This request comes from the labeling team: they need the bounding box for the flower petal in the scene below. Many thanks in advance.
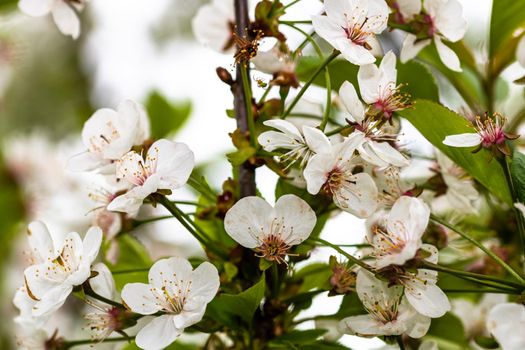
[26,221,55,262]
[434,36,462,72]
[66,151,106,172]
[135,314,182,350]
[303,126,332,154]
[434,0,467,42]
[148,257,193,290]
[224,196,273,248]
[517,35,525,68]
[404,279,450,318]
[273,194,317,245]
[487,303,525,350]
[187,261,220,303]
[400,33,430,63]
[339,81,365,123]
[89,263,116,301]
[149,140,195,190]
[32,284,73,317]
[121,283,163,315]
[334,172,378,218]
[18,0,54,17]
[82,226,103,265]
[358,62,381,104]
[387,196,430,243]
[51,1,81,39]
[311,15,345,49]
[118,99,150,145]
[337,39,376,65]
[443,133,482,147]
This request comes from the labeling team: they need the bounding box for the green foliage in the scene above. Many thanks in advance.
[121,340,198,350]
[511,150,525,203]
[145,91,192,139]
[206,275,266,329]
[398,99,512,204]
[0,0,17,11]
[107,235,152,290]
[267,329,327,348]
[292,263,331,292]
[425,312,468,349]
[489,0,525,58]
[335,292,365,318]
[295,56,439,102]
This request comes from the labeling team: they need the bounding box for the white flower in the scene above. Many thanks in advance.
[303,133,379,218]
[517,35,525,69]
[394,0,421,22]
[68,100,150,173]
[18,0,86,39]
[339,269,430,338]
[486,302,525,350]
[23,221,102,317]
[85,263,125,340]
[121,257,220,350]
[452,293,507,338]
[192,0,235,53]
[257,119,332,168]
[400,0,467,72]
[224,194,316,264]
[107,139,195,215]
[253,45,296,75]
[13,285,47,329]
[312,0,389,65]
[368,196,429,269]
[369,165,414,208]
[15,324,52,350]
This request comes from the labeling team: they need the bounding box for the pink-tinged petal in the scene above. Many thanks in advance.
[434,36,462,72]
[311,15,346,49]
[224,196,273,248]
[51,1,80,39]
[148,257,193,290]
[442,133,482,147]
[150,139,195,190]
[400,34,430,63]
[335,172,378,218]
[82,226,103,264]
[18,0,54,16]
[32,284,73,317]
[302,126,331,155]
[121,283,163,315]
[273,194,316,246]
[89,263,116,301]
[27,221,55,262]
[188,261,220,303]
[388,196,430,242]
[434,0,467,42]
[339,81,365,123]
[404,279,450,318]
[135,314,182,350]
[66,151,105,172]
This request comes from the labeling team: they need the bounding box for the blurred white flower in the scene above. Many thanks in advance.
[23,221,102,317]
[517,34,525,69]
[368,196,429,269]
[68,100,150,174]
[252,45,295,75]
[400,0,467,72]
[257,119,331,168]
[393,0,421,22]
[486,302,525,350]
[304,133,378,218]
[224,194,316,264]
[15,323,52,350]
[339,269,430,338]
[192,0,235,53]
[121,257,220,350]
[18,0,86,39]
[312,0,388,65]
[107,139,194,215]
[13,285,48,329]
[452,293,507,338]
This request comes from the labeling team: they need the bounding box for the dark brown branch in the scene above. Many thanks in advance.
[233,0,256,198]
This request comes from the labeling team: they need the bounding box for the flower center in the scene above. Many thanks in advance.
[255,234,290,264]
[373,84,411,119]
[475,115,506,147]
[371,226,406,257]
[88,121,120,154]
[323,168,346,195]
[343,15,372,49]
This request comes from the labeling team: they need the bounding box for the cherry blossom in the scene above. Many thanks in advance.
[121,257,220,350]
[192,0,236,53]
[486,302,525,350]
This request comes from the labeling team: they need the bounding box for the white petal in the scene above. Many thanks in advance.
[148,257,193,290]
[404,279,450,318]
[339,315,386,336]
[400,298,431,338]
[357,269,403,309]
[365,0,389,33]
[66,151,105,172]
[487,303,525,350]
[135,315,182,350]
[303,126,332,154]
[311,15,346,50]
[517,35,525,68]
[82,226,103,265]
[337,39,376,65]
[515,202,525,217]
[252,47,287,74]
[434,36,462,72]
[121,283,163,315]
[368,140,409,167]
[257,130,302,152]
[26,221,55,262]
[303,152,335,194]
[24,264,60,301]
[89,263,116,300]
[324,0,353,25]
[434,0,467,42]
[335,172,378,218]
[224,196,273,248]
[273,194,316,245]
[358,62,381,104]
[442,133,482,147]
[107,180,158,215]
[400,33,430,63]
[118,99,150,144]
[388,196,430,243]
[32,284,73,317]
[339,81,365,123]
[263,119,304,141]
[378,51,398,90]
[51,1,80,39]
[192,1,234,53]
[18,0,54,16]
[149,139,195,190]
[174,304,206,329]
[397,0,421,20]
[187,261,220,303]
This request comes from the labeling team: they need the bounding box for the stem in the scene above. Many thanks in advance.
[442,288,521,294]
[282,51,339,119]
[284,0,302,9]
[240,64,256,146]
[280,20,312,25]
[422,261,524,290]
[310,237,373,272]
[430,214,525,284]
[112,268,150,275]
[258,84,273,104]
[325,125,351,136]
[270,263,280,298]
[233,0,256,197]
[397,336,406,350]
[187,175,216,201]
[83,286,123,309]
[280,22,323,58]
[65,336,133,348]
[320,64,332,131]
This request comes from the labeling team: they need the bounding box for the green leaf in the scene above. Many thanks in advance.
[512,150,525,203]
[292,263,331,292]
[145,91,192,139]
[268,329,327,348]
[295,57,439,101]
[108,235,152,290]
[335,292,365,318]
[226,147,256,166]
[205,275,266,328]
[398,99,512,204]
[489,0,525,58]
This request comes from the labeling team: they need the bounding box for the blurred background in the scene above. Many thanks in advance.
[0,0,521,349]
